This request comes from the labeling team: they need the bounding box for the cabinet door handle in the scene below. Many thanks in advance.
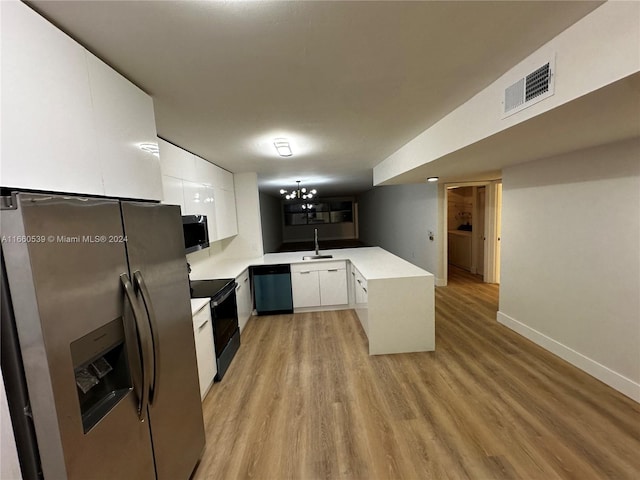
[244,277,249,283]
[327,269,338,272]
[236,284,241,291]
[351,271,355,276]
[362,287,367,293]
[356,279,362,285]
[300,271,311,274]
[198,319,209,330]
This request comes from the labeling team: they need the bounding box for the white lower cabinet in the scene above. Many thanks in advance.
[192,303,216,400]
[319,268,348,306]
[353,266,369,335]
[235,270,252,332]
[291,261,348,309]
[292,270,321,308]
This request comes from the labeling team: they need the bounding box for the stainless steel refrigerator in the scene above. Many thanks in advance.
[1,192,205,480]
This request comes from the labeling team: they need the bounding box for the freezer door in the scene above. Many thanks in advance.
[121,202,205,480]
[1,193,155,480]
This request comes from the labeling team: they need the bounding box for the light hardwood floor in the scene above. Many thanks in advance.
[193,267,640,479]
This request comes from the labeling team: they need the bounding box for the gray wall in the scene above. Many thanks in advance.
[358,183,438,274]
[499,138,640,396]
[259,192,283,253]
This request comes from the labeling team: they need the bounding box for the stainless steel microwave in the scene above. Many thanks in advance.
[182,215,210,253]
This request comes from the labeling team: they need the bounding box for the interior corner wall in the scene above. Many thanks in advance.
[357,183,438,274]
[259,192,283,253]
[498,138,640,402]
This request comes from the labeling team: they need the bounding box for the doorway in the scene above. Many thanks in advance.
[441,181,501,285]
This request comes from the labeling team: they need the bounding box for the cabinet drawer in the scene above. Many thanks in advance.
[352,266,367,290]
[235,269,252,332]
[192,304,210,328]
[236,269,249,284]
[192,305,216,400]
[291,260,346,274]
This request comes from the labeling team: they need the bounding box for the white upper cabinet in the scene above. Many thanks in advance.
[157,141,237,241]
[158,138,194,180]
[161,175,185,211]
[182,180,205,216]
[193,155,238,241]
[0,2,161,200]
[215,187,238,240]
[202,185,219,242]
[87,54,161,201]
[194,155,217,187]
[219,170,234,191]
[0,1,102,195]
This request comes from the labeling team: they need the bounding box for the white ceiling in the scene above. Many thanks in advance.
[28,0,603,197]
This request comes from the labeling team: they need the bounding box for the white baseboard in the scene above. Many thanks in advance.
[435,277,447,287]
[497,311,640,403]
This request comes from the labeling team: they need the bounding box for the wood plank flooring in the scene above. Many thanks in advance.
[193,266,640,479]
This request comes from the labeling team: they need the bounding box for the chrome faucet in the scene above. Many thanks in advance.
[302,228,333,260]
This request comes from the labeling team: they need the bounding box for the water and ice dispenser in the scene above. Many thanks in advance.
[70,318,133,433]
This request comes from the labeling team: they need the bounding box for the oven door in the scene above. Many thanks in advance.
[211,282,238,355]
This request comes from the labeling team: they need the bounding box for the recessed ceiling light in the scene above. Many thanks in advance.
[274,139,292,157]
[426,177,439,183]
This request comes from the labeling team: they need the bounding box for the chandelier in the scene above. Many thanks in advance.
[280,180,317,201]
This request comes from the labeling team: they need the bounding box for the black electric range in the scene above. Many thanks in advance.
[190,278,234,300]
[190,278,239,381]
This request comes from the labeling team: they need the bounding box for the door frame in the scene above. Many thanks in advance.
[438,180,502,286]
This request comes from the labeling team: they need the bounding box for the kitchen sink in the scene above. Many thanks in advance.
[302,254,333,260]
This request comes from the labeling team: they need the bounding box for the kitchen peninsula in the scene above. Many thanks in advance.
[189,247,434,355]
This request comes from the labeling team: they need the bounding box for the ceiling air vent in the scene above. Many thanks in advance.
[503,57,555,118]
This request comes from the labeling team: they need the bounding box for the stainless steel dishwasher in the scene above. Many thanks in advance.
[251,264,294,315]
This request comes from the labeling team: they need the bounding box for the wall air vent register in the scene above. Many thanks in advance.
[503,57,555,118]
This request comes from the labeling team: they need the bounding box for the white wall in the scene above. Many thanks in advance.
[498,138,640,401]
[259,192,283,253]
[358,184,438,275]
[374,1,640,185]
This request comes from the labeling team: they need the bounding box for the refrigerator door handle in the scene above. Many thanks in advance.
[120,273,150,422]
[133,270,159,403]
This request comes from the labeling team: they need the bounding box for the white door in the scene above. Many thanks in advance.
[477,186,486,277]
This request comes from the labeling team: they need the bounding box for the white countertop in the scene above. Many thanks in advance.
[189,246,433,282]
[190,298,210,316]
